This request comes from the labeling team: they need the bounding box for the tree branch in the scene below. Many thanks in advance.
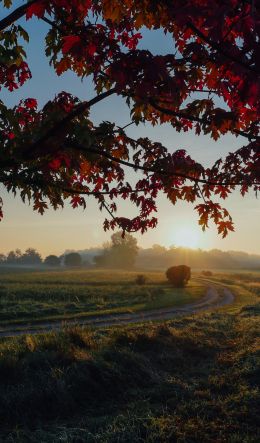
[149,99,260,141]
[41,16,63,33]
[187,21,260,75]
[0,173,160,197]
[63,140,255,187]
[22,88,117,159]
[61,185,160,196]
[0,0,38,32]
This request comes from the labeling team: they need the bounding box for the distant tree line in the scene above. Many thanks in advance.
[76,242,260,270]
[0,233,138,269]
[135,245,260,270]
[0,248,42,266]
[0,249,83,267]
[1,236,260,270]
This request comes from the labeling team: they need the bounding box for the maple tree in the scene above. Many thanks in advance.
[0,0,259,237]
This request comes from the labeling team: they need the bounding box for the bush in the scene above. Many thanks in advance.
[201,270,213,276]
[135,274,147,285]
[166,265,191,287]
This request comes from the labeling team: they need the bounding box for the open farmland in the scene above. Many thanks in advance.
[0,272,259,442]
[0,268,204,326]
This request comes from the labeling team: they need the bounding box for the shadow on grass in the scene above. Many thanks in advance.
[0,322,219,428]
[0,303,259,443]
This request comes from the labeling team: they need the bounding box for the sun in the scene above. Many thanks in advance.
[171,226,200,249]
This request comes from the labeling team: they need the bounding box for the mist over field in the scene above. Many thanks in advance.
[2,241,260,270]
[76,245,260,270]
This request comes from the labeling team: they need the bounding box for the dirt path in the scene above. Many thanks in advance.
[0,286,234,338]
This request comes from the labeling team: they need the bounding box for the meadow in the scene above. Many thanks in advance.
[0,270,259,442]
[0,268,204,326]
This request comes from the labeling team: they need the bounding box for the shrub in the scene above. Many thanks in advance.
[166,265,191,287]
[135,274,147,285]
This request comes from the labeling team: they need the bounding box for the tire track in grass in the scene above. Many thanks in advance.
[0,285,234,338]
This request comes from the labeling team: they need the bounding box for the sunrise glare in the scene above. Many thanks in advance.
[171,226,200,249]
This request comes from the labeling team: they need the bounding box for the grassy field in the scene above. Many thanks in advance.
[0,272,259,442]
[0,268,204,325]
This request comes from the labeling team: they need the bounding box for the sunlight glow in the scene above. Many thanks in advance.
[171,226,200,249]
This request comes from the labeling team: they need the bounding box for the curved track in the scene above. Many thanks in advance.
[0,286,234,338]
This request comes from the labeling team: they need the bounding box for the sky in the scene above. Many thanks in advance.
[0,6,259,257]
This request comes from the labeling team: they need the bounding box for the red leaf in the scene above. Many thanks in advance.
[217,221,235,238]
[26,2,46,19]
[24,98,37,109]
[48,159,61,171]
[62,36,81,54]
[88,43,97,57]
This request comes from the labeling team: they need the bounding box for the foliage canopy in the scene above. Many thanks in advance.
[0,0,259,237]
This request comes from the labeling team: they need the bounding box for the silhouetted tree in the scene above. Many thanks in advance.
[0,254,6,264]
[20,248,42,265]
[95,232,138,268]
[44,255,61,267]
[64,252,82,267]
[166,265,191,287]
[6,249,22,264]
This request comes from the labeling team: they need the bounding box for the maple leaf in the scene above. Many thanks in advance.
[217,221,235,238]
[167,188,181,205]
[80,160,91,175]
[55,58,71,76]
[87,43,97,57]
[48,158,61,171]
[214,186,231,199]
[4,0,12,8]
[70,195,86,208]
[33,200,48,215]
[24,98,37,109]
[62,36,81,55]
[26,2,46,19]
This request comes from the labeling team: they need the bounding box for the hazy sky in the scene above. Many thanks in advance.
[0,8,259,256]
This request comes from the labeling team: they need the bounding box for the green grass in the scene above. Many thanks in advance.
[0,269,204,326]
[0,273,259,442]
